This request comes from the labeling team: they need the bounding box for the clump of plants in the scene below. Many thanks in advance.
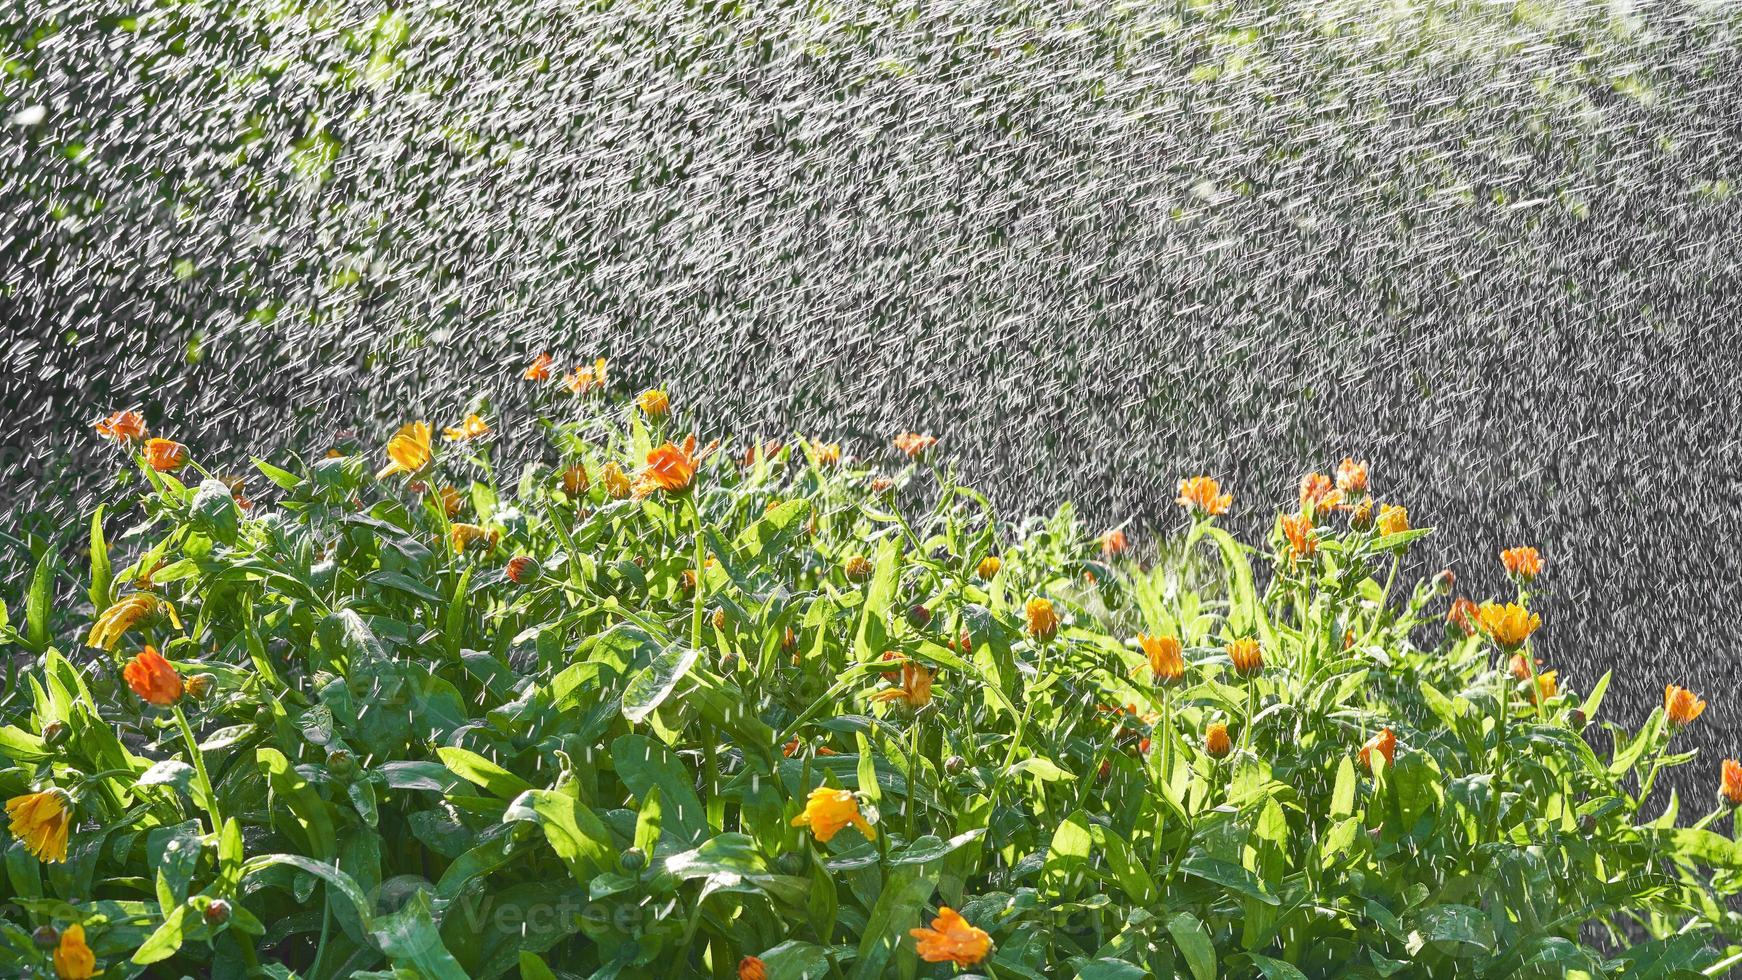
[3,368,1740,978]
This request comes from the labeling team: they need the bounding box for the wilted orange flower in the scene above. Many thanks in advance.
[976,555,1002,579]
[54,921,96,979]
[442,413,490,442]
[94,409,147,444]
[1205,722,1231,759]
[1500,546,1543,580]
[1299,472,1342,514]
[602,462,632,499]
[1139,634,1184,685]
[1476,602,1540,648]
[449,523,497,553]
[910,907,991,967]
[123,646,182,706]
[1358,728,1397,771]
[523,352,553,382]
[87,593,168,651]
[1100,529,1129,557]
[560,465,589,496]
[376,422,433,479]
[1280,513,1317,559]
[1227,637,1263,677]
[1666,685,1706,727]
[563,357,609,395]
[873,662,934,709]
[635,435,699,496]
[637,389,670,418]
[1722,760,1742,806]
[738,955,767,980]
[1025,597,1059,641]
[1177,476,1231,516]
[436,485,463,518]
[810,440,842,466]
[143,438,186,472]
[790,786,875,842]
[1447,597,1479,636]
[893,432,938,459]
[1336,458,1369,494]
[1532,670,1558,704]
[5,789,71,864]
[1376,504,1409,537]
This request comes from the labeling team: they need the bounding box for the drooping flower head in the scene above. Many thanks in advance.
[1722,760,1742,807]
[1227,637,1263,678]
[1025,597,1059,641]
[376,422,433,479]
[436,485,464,518]
[54,922,96,980]
[1177,476,1231,517]
[910,907,992,967]
[1666,685,1706,727]
[143,438,187,472]
[442,413,491,442]
[1447,597,1479,636]
[893,432,938,460]
[1335,458,1369,494]
[1500,546,1544,581]
[872,662,935,710]
[790,786,875,842]
[1358,728,1397,771]
[634,435,699,497]
[87,593,170,651]
[1476,602,1539,648]
[636,389,670,418]
[5,789,71,864]
[123,646,183,706]
[94,410,147,444]
[1205,722,1231,759]
[1139,634,1184,685]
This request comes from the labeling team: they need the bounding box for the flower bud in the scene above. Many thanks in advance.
[944,755,966,775]
[1432,568,1456,595]
[711,607,729,631]
[774,852,806,876]
[326,748,356,780]
[32,925,57,949]
[719,652,739,673]
[185,673,217,701]
[506,556,540,584]
[907,604,931,628]
[205,898,232,926]
[619,847,647,872]
[781,627,798,653]
[1568,709,1587,730]
[42,720,70,748]
[844,555,873,582]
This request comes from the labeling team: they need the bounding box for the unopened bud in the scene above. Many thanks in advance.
[719,652,739,673]
[711,607,728,630]
[1432,569,1456,595]
[204,898,232,926]
[781,627,798,652]
[506,555,540,584]
[619,848,646,872]
[844,555,873,582]
[32,925,57,949]
[908,604,931,628]
[185,673,216,701]
[326,748,356,780]
[945,755,965,775]
[42,720,70,748]
[1569,709,1587,730]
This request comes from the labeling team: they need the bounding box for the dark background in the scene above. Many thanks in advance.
[3,1,1741,798]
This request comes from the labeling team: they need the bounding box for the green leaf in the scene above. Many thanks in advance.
[256,747,337,859]
[191,478,241,546]
[25,549,52,652]
[438,746,536,801]
[663,833,767,879]
[88,505,111,611]
[1178,854,1278,905]
[132,902,196,964]
[848,865,937,980]
[611,734,707,846]
[1166,911,1216,980]
[519,952,560,980]
[503,789,616,883]
[621,644,701,724]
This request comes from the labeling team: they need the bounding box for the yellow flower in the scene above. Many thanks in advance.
[87,593,168,651]
[1025,598,1059,641]
[976,555,1002,579]
[376,422,433,479]
[449,523,498,554]
[442,413,491,442]
[5,789,71,864]
[1532,670,1558,704]
[637,389,670,418]
[872,661,934,709]
[559,465,589,497]
[1476,602,1539,648]
[1177,476,1231,516]
[54,922,96,979]
[810,440,842,466]
[1299,472,1343,514]
[1336,458,1369,494]
[1666,685,1706,727]
[602,462,632,499]
[1139,634,1184,685]
[1376,504,1409,537]
[910,907,992,967]
[436,485,464,518]
[790,787,875,842]
[1227,637,1263,678]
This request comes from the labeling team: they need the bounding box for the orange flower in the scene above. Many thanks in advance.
[1025,597,1059,641]
[1177,476,1231,516]
[1100,529,1129,557]
[376,422,433,479]
[1205,722,1231,759]
[523,352,553,382]
[5,789,71,864]
[1280,513,1317,559]
[94,409,147,444]
[1476,602,1540,648]
[872,662,934,709]
[1299,472,1343,514]
[1227,637,1263,678]
[1500,546,1544,581]
[123,646,182,706]
[560,465,589,496]
[976,555,1002,579]
[87,593,169,650]
[143,438,187,472]
[563,357,609,395]
[436,485,464,518]
[635,435,699,497]
[1447,597,1479,636]
[1507,652,1539,681]
[449,523,498,554]
[1666,685,1706,727]
[910,907,991,967]
[1139,634,1184,685]
[637,389,670,417]
[1721,760,1742,807]
[1335,457,1369,494]
[1358,728,1397,771]
[742,439,782,467]
[1376,504,1409,537]
[54,921,96,979]
[893,431,938,459]
[602,462,632,499]
[442,413,491,442]
[790,786,875,842]
[738,955,767,980]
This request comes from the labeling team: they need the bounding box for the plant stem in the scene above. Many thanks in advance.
[172,703,221,834]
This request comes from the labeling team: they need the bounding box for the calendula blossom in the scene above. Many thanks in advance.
[810,440,841,465]
[449,523,497,553]
[1336,457,1369,494]
[523,352,553,381]
[1376,504,1409,536]
[1722,759,1742,807]
[94,409,147,443]
[1177,476,1231,516]
[563,357,609,394]
[442,413,490,442]
[634,435,699,496]
[54,922,97,979]
[123,646,183,706]
[560,465,589,496]
[910,907,992,967]
[1025,597,1059,641]
[976,555,1002,579]
[893,431,938,459]
[436,485,463,518]
[376,422,433,478]
[1666,685,1706,727]
[636,388,670,417]
[1205,722,1231,759]
[1532,670,1558,704]
[872,661,934,709]
[1476,602,1540,648]
[738,956,767,980]
[601,462,632,499]
[5,789,71,864]
[1447,597,1479,636]
[87,593,174,651]
[790,787,875,842]
[1501,546,1544,580]
[1280,513,1317,559]
[1227,637,1263,677]
[143,437,187,472]
[1299,472,1342,514]
[1358,728,1397,771]
[1139,634,1184,685]
[1100,529,1129,556]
